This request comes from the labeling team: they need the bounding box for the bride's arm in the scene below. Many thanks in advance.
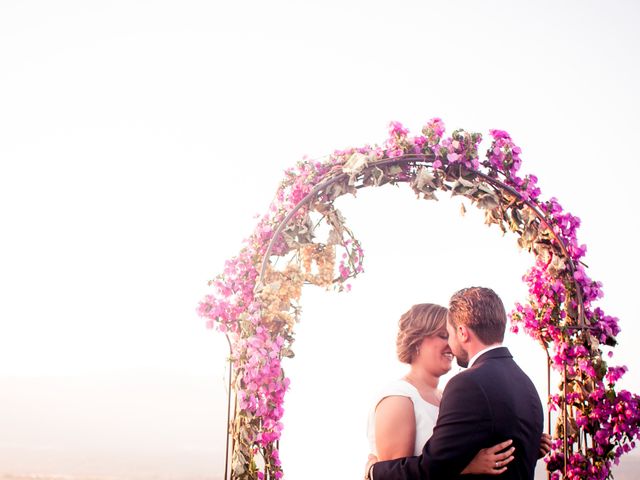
[374,396,416,460]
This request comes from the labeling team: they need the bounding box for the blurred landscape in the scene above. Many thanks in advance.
[0,374,226,480]
[2,374,640,480]
[1,373,639,479]
[1,454,638,479]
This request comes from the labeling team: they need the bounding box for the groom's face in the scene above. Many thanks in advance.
[446,317,470,368]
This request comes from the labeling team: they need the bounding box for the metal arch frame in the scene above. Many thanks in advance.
[224,334,233,480]
[261,155,585,320]
[224,153,590,479]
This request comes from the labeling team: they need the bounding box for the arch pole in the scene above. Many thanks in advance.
[224,334,233,480]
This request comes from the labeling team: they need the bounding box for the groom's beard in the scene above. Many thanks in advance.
[455,352,469,368]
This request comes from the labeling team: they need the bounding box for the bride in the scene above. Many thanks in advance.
[367,303,546,475]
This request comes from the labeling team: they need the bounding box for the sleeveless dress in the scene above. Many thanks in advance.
[367,379,440,456]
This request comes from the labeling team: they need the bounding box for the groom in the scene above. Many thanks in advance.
[366,287,543,479]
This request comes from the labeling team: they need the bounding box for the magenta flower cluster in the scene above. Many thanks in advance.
[199,119,638,479]
[496,136,638,477]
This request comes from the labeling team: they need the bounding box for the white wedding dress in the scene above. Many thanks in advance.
[367,379,440,456]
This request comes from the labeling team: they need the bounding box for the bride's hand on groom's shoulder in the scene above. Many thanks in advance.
[462,439,515,475]
[538,433,552,458]
[364,454,378,480]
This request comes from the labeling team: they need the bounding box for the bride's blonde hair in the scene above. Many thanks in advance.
[396,303,448,364]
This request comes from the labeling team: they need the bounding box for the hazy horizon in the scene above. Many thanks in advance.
[2,370,639,480]
[0,373,226,479]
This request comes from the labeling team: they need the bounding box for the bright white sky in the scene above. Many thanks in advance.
[1,1,639,479]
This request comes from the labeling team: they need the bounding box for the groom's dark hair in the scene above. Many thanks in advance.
[448,287,506,345]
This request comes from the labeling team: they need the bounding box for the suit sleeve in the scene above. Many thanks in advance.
[372,373,493,480]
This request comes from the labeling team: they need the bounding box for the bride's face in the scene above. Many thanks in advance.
[446,318,469,368]
[416,329,454,377]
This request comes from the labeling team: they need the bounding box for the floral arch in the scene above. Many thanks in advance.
[198,119,640,480]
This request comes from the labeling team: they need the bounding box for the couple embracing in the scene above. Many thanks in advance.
[365,287,549,480]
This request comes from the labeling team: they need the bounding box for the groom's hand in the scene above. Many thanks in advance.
[364,454,378,480]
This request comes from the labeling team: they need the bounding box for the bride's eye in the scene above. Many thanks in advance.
[438,333,449,340]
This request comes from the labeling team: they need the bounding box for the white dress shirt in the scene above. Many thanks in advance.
[467,344,503,368]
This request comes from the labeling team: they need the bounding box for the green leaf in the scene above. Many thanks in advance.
[477,182,495,195]
[421,190,439,201]
[523,223,538,242]
[327,228,343,245]
[386,165,404,176]
[342,152,369,176]
[326,208,347,231]
[326,180,345,201]
[477,193,499,210]
[370,166,385,186]
[508,208,523,232]
[452,177,477,196]
[548,255,566,276]
[517,236,529,250]
[520,206,537,224]
[457,177,476,188]
[413,166,436,191]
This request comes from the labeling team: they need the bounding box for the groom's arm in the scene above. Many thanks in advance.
[423,373,493,477]
[371,373,492,480]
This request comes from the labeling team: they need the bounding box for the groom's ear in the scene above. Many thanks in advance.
[458,324,471,342]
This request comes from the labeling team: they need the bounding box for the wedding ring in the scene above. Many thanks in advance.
[495,461,499,468]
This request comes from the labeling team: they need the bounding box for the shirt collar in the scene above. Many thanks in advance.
[467,344,503,368]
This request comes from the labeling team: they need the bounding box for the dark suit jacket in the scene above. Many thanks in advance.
[373,347,543,480]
